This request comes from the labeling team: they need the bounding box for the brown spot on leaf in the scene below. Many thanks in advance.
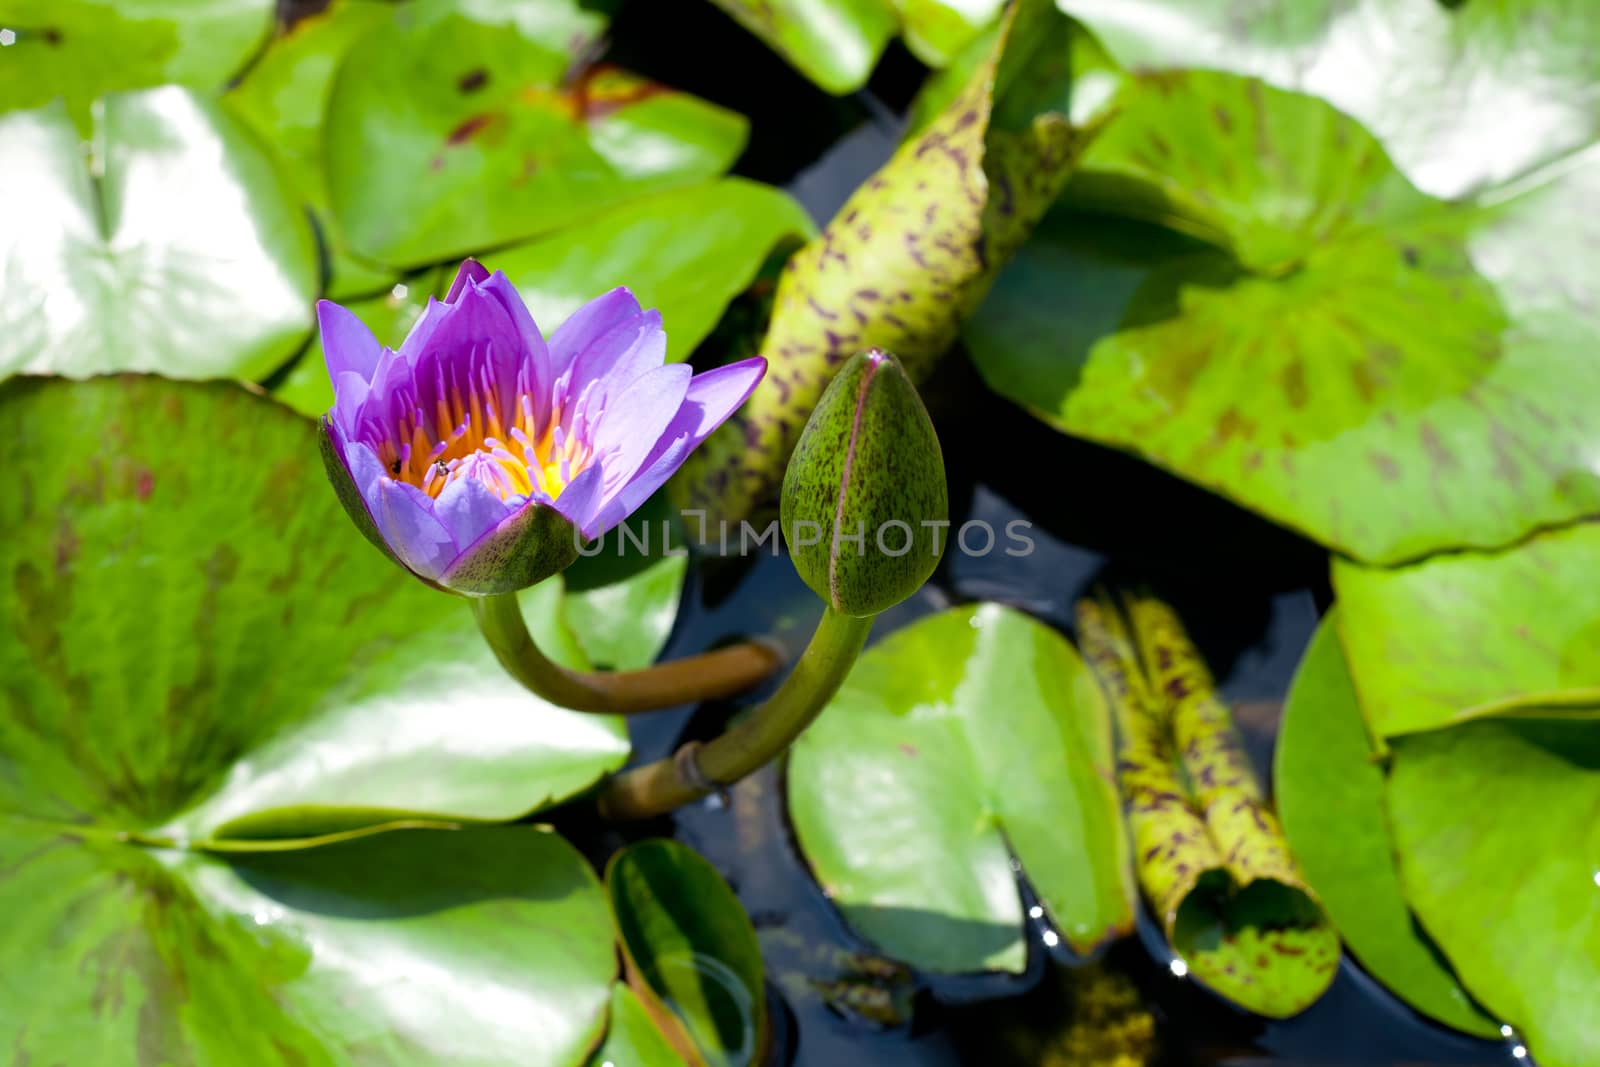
[446,112,497,146]
[457,68,489,93]
[1370,452,1401,482]
[1280,361,1308,409]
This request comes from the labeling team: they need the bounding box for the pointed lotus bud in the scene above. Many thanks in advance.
[781,349,948,617]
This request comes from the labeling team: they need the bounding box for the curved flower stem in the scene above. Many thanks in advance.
[597,607,873,820]
[473,592,783,715]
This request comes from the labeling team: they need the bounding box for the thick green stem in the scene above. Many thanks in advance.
[473,593,782,715]
[597,607,873,819]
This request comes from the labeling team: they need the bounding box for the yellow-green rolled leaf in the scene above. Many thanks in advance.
[674,0,1102,527]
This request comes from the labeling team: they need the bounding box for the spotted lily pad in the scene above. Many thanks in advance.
[325,2,747,268]
[0,375,640,844]
[967,72,1600,563]
[789,604,1136,974]
[1275,614,1496,1035]
[224,0,402,299]
[1332,521,1600,739]
[0,0,274,124]
[0,821,617,1066]
[1057,0,1600,199]
[0,89,319,381]
[1388,717,1600,1067]
[1076,595,1339,1018]
[608,839,767,1067]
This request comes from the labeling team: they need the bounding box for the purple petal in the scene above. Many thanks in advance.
[586,433,691,539]
[445,259,491,302]
[318,300,382,384]
[548,287,641,379]
[373,478,457,581]
[340,439,455,580]
[586,361,692,522]
[478,270,553,421]
[551,463,606,538]
[560,309,667,423]
[433,468,515,548]
[330,370,371,438]
[677,357,767,442]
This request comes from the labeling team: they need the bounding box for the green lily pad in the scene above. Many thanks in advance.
[967,71,1600,563]
[0,820,617,1066]
[1057,0,1600,199]
[789,604,1135,974]
[894,0,1008,67]
[703,0,898,94]
[1388,717,1600,1067]
[0,0,274,124]
[1332,521,1600,739]
[492,179,814,364]
[1275,613,1496,1035]
[0,375,639,844]
[0,89,319,382]
[325,2,747,268]
[224,0,402,299]
[608,839,766,1067]
[588,985,690,1067]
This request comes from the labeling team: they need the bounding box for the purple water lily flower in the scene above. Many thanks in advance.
[317,260,766,595]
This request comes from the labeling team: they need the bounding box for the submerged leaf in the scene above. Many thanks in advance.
[607,839,767,1067]
[675,0,1106,526]
[1076,594,1339,1018]
[789,604,1136,973]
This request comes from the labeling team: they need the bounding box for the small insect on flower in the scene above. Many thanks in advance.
[317,260,766,595]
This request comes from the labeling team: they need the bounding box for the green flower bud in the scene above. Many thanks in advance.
[781,349,949,616]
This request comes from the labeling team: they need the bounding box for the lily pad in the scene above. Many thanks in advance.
[0,820,617,1066]
[703,0,898,94]
[0,89,319,381]
[1275,613,1496,1035]
[0,0,274,123]
[224,0,402,299]
[676,0,1105,525]
[491,179,814,364]
[325,2,747,268]
[1057,0,1600,199]
[1388,717,1600,1067]
[1332,520,1600,739]
[788,604,1136,974]
[1077,594,1340,1018]
[0,375,639,844]
[608,839,767,1067]
[588,984,690,1067]
[967,71,1600,563]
